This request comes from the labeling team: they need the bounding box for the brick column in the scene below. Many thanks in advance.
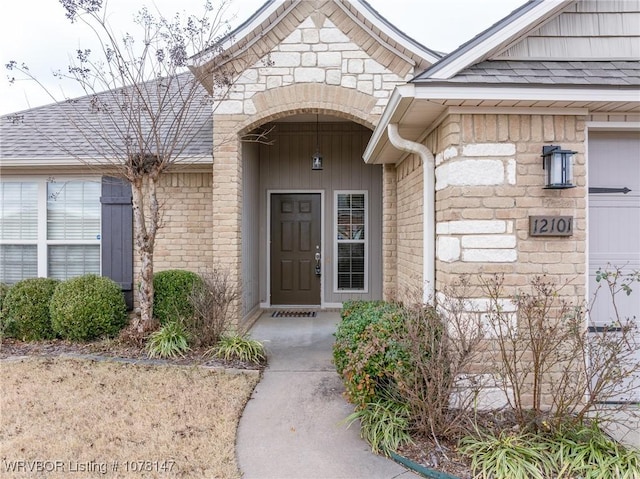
[382,163,397,300]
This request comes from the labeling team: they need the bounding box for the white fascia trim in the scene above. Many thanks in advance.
[586,121,640,130]
[337,1,440,65]
[362,84,416,163]
[413,85,640,103]
[430,0,568,80]
[448,106,588,116]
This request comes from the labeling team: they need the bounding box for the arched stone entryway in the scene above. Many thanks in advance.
[198,1,437,323]
[211,96,383,322]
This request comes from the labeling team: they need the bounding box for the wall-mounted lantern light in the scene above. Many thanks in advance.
[312,114,323,170]
[542,145,576,189]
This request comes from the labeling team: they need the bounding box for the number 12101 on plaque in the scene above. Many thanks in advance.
[529,215,573,237]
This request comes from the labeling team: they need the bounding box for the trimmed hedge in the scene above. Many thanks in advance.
[50,274,127,341]
[153,270,202,324]
[1,278,59,340]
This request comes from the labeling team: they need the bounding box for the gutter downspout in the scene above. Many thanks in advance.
[387,123,435,303]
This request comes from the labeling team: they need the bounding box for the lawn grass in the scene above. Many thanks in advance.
[0,357,259,478]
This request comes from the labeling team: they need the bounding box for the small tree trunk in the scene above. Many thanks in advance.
[130,175,159,332]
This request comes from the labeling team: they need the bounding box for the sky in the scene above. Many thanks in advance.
[0,0,525,115]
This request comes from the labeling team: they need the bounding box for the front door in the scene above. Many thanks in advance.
[270,193,321,305]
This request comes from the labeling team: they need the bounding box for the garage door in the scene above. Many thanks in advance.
[589,130,640,402]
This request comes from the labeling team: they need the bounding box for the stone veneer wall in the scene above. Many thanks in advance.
[433,113,586,302]
[208,14,419,321]
[424,113,587,408]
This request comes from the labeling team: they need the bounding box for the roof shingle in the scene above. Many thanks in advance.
[1,73,213,161]
[413,60,640,87]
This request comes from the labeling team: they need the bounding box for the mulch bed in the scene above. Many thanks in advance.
[396,437,472,478]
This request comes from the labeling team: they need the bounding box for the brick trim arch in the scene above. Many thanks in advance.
[236,83,378,135]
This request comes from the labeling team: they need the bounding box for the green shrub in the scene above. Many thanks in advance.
[50,274,127,341]
[333,301,401,376]
[0,282,10,332]
[153,270,202,324]
[146,320,191,358]
[1,278,59,340]
[212,334,265,365]
[333,301,407,408]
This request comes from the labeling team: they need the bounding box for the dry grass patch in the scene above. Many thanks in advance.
[0,357,259,478]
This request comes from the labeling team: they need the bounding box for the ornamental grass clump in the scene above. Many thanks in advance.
[1,278,59,341]
[212,334,265,365]
[50,274,127,341]
[344,392,412,455]
[459,421,640,479]
[146,320,191,358]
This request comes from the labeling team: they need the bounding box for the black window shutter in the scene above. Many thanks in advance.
[101,176,134,310]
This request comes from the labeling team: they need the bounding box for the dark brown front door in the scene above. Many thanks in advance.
[270,193,321,305]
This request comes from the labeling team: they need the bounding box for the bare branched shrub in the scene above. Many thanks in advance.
[482,271,640,432]
[186,268,238,348]
[393,280,486,442]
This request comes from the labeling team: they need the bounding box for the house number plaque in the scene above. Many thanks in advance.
[529,215,573,237]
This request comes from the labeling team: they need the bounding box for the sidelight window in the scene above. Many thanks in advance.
[335,191,367,292]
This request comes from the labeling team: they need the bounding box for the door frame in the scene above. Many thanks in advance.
[265,189,326,308]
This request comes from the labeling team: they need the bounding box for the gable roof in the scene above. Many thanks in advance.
[414,0,571,81]
[191,0,442,92]
[0,73,213,168]
[363,0,640,165]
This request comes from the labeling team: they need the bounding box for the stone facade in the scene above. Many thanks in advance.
[382,112,587,409]
[376,112,589,305]
[431,113,586,302]
[207,13,421,320]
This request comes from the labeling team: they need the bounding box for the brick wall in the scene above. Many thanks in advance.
[395,154,424,301]
[425,112,587,409]
[432,113,586,301]
[134,172,214,274]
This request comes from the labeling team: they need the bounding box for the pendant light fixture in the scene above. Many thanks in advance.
[312,113,323,170]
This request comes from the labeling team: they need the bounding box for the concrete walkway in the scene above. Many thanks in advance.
[236,311,421,479]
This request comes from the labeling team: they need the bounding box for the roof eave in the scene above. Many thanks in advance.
[364,83,640,165]
[0,156,214,168]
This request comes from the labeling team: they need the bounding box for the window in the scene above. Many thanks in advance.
[335,191,367,292]
[0,179,101,283]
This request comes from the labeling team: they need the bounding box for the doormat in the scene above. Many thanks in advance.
[271,311,317,318]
